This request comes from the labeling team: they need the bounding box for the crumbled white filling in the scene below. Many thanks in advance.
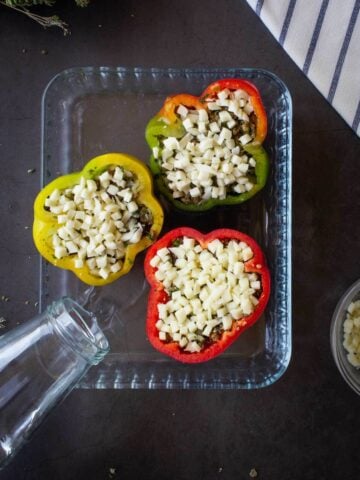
[44,166,152,279]
[343,300,360,368]
[151,237,261,353]
[154,88,257,204]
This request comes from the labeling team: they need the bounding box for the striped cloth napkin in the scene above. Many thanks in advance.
[246,0,360,136]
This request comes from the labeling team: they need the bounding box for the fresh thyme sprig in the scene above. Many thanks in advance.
[1,0,91,34]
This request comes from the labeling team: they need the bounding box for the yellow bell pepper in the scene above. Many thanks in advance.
[33,153,164,286]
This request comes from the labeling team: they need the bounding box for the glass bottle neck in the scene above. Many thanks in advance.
[48,298,109,365]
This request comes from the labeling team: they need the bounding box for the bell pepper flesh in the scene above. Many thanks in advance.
[33,153,164,286]
[145,79,269,212]
[144,227,271,363]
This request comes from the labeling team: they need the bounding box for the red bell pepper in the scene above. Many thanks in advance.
[201,78,268,144]
[144,227,271,363]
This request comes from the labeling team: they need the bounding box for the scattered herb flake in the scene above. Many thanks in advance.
[171,238,182,247]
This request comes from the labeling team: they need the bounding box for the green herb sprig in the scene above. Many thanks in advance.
[1,0,91,34]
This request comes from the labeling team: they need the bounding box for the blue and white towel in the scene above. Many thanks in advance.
[247,0,360,136]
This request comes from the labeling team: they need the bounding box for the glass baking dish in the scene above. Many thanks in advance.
[39,67,292,389]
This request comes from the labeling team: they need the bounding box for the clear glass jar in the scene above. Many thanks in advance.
[0,297,109,469]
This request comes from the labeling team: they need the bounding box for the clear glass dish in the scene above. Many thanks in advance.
[39,67,292,389]
[330,279,360,395]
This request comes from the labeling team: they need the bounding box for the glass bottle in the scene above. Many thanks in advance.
[0,297,109,469]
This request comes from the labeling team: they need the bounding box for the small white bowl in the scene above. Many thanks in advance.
[330,279,360,394]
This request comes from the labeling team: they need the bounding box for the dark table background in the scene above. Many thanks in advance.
[1,1,359,479]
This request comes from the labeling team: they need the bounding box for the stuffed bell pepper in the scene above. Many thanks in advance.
[146,79,269,212]
[145,227,270,363]
[33,153,164,286]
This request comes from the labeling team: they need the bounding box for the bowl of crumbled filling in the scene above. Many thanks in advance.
[330,279,360,394]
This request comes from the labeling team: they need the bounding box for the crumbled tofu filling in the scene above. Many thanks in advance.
[151,236,262,353]
[44,166,153,279]
[154,88,257,204]
[343,299,360,368]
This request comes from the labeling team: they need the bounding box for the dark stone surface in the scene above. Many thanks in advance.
[0,0,359,479]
